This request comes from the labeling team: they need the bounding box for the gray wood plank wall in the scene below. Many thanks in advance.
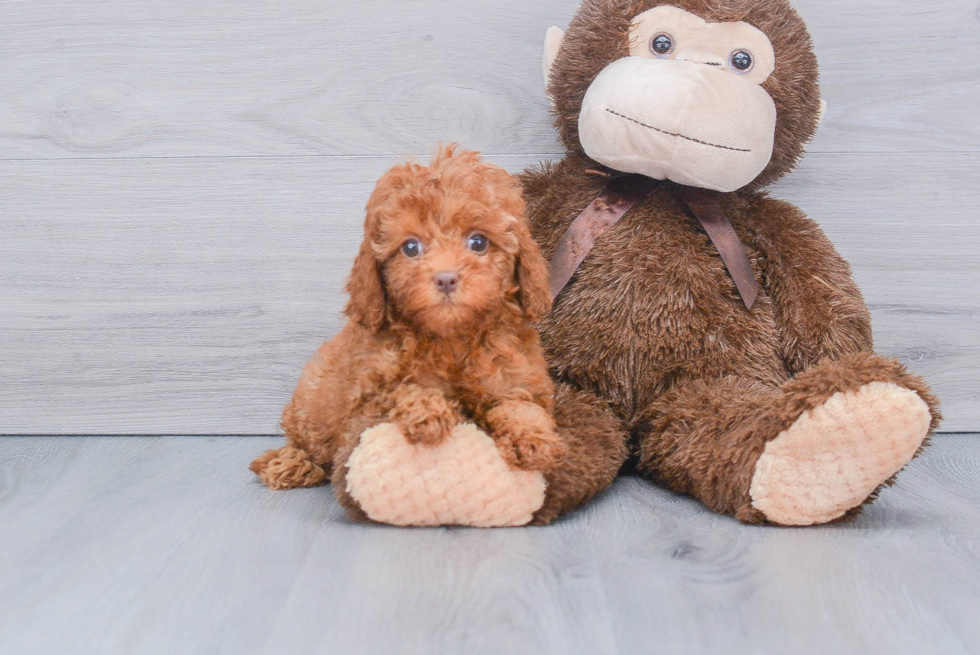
[1,0,978,434]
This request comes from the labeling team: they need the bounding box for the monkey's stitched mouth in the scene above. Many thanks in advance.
[605,108,751,153]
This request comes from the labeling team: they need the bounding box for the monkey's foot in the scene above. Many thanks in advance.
[749,382,931,526]
[343,423,546,527]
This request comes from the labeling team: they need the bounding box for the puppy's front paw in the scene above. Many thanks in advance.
[398,412,457,446]
[496,426,565,471]
[389,386,458,446]
[488,402,566,471]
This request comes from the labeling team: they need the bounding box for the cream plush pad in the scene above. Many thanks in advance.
[345,423,547,527]
[750,382,932,526]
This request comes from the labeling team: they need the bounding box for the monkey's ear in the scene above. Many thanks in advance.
[817,98,828,128]
[344,241,386,330]
[543,26,565,91]
[514,220,552,321]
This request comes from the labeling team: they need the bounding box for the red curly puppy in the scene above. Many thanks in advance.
[250,146,563,494]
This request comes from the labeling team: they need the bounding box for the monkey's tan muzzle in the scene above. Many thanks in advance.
[578,56,777,192]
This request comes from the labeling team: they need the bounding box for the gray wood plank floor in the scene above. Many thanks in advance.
[1,435,978,655]
[1,0,978,434]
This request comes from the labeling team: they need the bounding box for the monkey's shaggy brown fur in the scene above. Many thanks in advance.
[517,0,941,523]
[250,147,566,511]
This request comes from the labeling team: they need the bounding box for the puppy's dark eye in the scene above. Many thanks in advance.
[650,33,674,56]
[731,50,753,72]
[401,238,424,258]
[466,233,489,253]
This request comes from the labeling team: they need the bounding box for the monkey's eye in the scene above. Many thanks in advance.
[650,33,674,56]
[730,50,754,72]
[466,233,489,253]
[401,238,424,258]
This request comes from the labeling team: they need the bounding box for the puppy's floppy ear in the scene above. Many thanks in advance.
[344,239,386,330]
[514,220,552,321]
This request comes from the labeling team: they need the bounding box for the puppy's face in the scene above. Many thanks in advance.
[346,148,551,336]
[382,203,520,336]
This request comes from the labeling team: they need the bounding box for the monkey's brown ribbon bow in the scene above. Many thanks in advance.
[547,175,658,299]
[548,177,760,310]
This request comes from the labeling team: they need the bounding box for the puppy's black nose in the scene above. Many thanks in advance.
[434,271,459,294]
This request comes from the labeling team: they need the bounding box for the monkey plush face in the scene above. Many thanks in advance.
[579,6,777,192]
[545,0,822,192]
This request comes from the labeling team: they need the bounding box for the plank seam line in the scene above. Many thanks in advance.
[0,434,283,438]
[1,432,977,437]
[1,151,978,163]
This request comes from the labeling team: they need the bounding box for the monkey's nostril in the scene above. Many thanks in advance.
[434,271,459,294]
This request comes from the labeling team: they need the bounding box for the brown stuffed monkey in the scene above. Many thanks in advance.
[520,0,942,525]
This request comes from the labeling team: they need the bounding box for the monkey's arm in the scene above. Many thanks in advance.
[746,196,874,374]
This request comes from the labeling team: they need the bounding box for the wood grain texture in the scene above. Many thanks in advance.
[1,153,976,433]
[0,435,978,655]
[0,0,977,433]
[0,0,976,160]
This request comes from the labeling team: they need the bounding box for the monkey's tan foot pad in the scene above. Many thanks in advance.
[344,422,546,527]
[750,382,931,526]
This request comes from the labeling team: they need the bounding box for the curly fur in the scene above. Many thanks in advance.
[250,146,564,509]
